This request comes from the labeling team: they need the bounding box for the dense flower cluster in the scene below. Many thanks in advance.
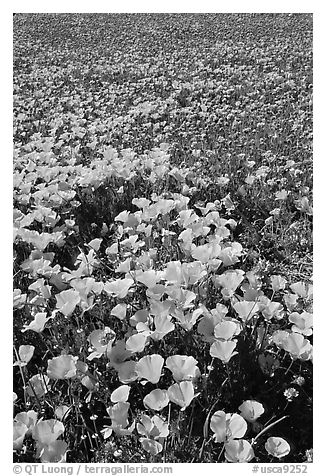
[13,14,312,464]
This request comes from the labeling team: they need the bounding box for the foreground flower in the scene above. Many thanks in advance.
[210,411,247,443]
[225,439,255,462]
[265,437,291,458]
[32,419,65,446]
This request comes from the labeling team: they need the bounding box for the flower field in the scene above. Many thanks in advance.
[13,13,313,464]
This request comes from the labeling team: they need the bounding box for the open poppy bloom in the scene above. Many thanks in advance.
[32,419,67,462]
[32,419,65,446]
[38,440,68,463]
[55,289,81,316]
[103,402,135,438]
[214,320,240,341]
[280,332,313,360]
[47,355,77,379]
[14,410,38,436]
[117,361,138,384]
[13,421,28,450]
[210,411,247,443]
[265,437,291,458]
[289,311,313,336]
[210,340,237,363]
[139,438,163,456]
[104,278,134,298]
[167,381,197,410]
[214,269,245,299]
[225,439,255,462]
[137,314,175,342]
[21,312,52,333]
[143,389,169,411]
[165,355,199,382]
[233,301,260,322]
[88,327,116,360]
[238,400,264,422]
[137,414,169,440]
[136,354,164,384]
[126,332,148,353]
[270,275,287,292]
[110,385,131,403]
[14,345,35,367]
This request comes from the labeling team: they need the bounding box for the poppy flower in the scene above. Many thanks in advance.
[290,281,313,299]
[38,440,68,463]
[218,242,243,266]
[265,437,291,458]
[214,321,239,341]
[137,414,169,439]
[126,333,148,353]
[174,308,202,331]
[233,301,259,322]
[210,411,247,443]
[87,238,102,251]
[150,315,175,341]
[21,312,52,333]
[165,355,199,382]
[214,270,245,299]
[55,289,80,316]
[107,402,130,428]
[14,410,38,436]
[258,298,284,321]
[108,340,132,370]
[14,345,35,367]
[210,340,237,363]
[32,419,65,446]
[111,303,127,320]
[88,327,116,360]
[238,400,265,422]
[117,361,138,384]
[13,421,28,450]
[110,385,131,403]
[27,374,49,397]
[54,406,71,421]
[143,389,169,411]
[191,240,221,263]
[136,354,164,384]
[225,439,255,462]
[104,278,134,298]
[281,333,312,360]
[167,381,196,410]
[134,269,162,288]
[270,275,287,292]
[139,438,163,455]
[289,311,313,336]
[47,355,77,380]
[13,288,27,309]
